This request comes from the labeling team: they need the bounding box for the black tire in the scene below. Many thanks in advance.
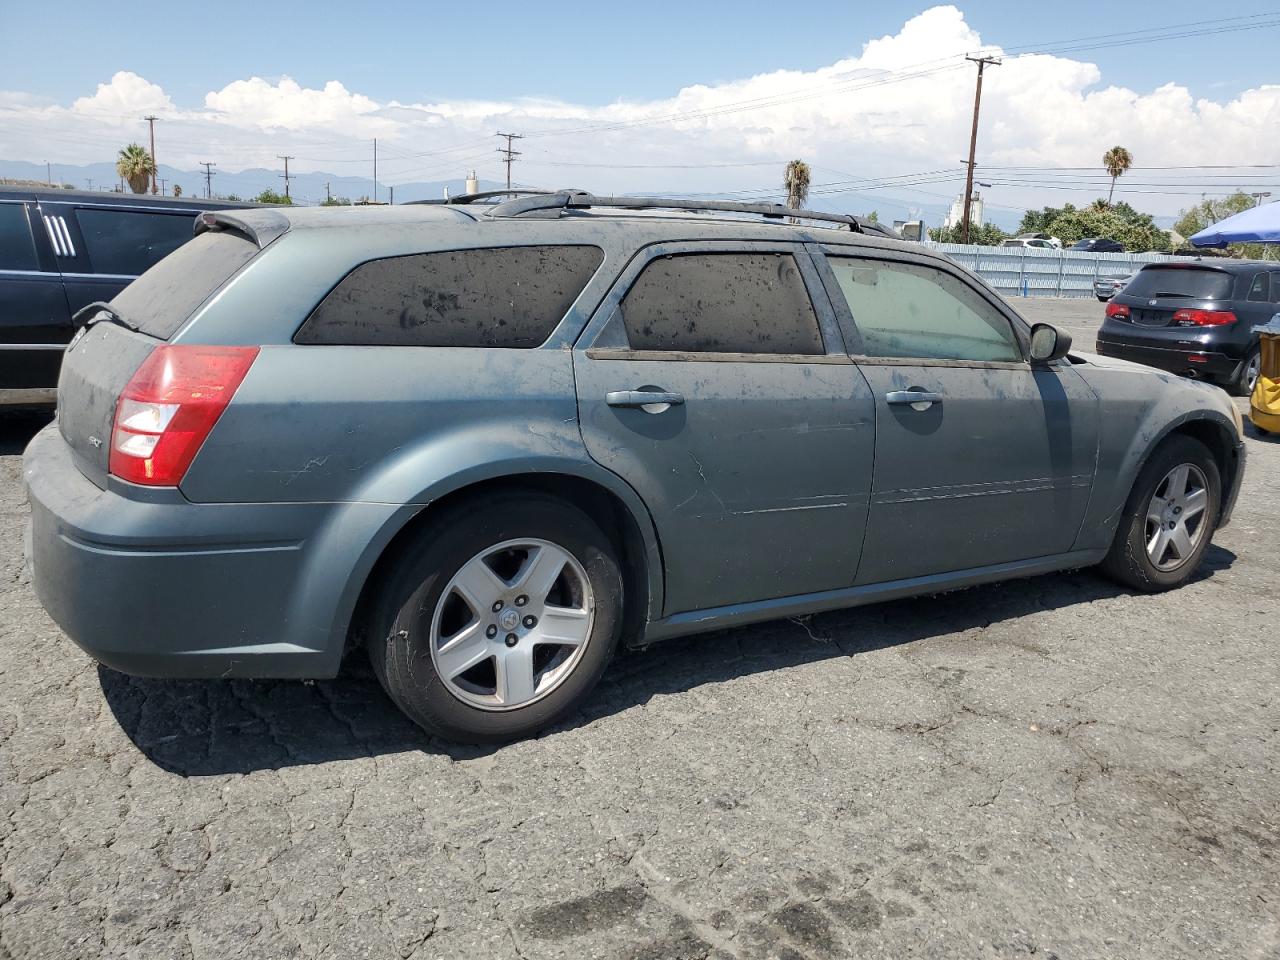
[1230,347,1261,398]
[367,493,623,743]
[1099,435,1221,592]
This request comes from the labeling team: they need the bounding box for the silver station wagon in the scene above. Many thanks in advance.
[24,191,1246,742]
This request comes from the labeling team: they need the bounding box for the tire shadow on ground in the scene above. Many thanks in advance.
[99,544,1235,776]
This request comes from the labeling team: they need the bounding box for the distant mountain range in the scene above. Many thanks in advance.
[1,158,1042,231]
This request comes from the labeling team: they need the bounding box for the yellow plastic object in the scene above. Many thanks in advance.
[1251,326,1280,433]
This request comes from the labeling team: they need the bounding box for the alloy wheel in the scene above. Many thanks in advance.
[429,538,595,711]
[1144,463,1210,572]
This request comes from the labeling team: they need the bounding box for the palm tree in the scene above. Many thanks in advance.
[783,160,811,211]
[116,143,155,195]
[1103,146,1133,205]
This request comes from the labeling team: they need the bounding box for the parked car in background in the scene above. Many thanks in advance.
[24,191,1246,743]
[1096,259,1280,395]
[1094,273,1133,301]
[1000,237,1058,250]
[1072,237,1125,253]
[0,187,251,407]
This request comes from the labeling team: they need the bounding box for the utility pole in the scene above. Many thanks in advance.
[200,162,216,200]
[389,185,394,205]
[46,162,52,186]
[373,138,378,203]
[960,55,1000,245]
[496,132,523,190]
[278,155,295,199]
[325,181,332,203]
[144,115,159,194]
[85,178,94,191]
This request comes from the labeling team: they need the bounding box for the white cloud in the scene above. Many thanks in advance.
[1,7,1277,216]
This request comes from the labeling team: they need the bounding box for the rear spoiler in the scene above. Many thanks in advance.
[193,210,290,248]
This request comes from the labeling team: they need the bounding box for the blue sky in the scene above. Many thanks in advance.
[3,0,1276,107]
[1,3,1277,219]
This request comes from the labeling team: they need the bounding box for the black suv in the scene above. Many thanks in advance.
[1095,259,1280,395]
[0,187,249,406]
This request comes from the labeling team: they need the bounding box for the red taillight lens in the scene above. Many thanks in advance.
[1105,302,1130,320]
[109,345,259,486]
[1173,309,1237,327]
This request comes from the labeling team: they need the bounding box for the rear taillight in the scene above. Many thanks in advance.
[109,345,259,486]
[1106,302,1130,320]
[1173,309,1237,327]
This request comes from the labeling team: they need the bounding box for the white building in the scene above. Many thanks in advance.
[943,192,984,230]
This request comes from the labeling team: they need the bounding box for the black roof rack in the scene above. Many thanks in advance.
[476,190,899,237]
[407,189,562,206]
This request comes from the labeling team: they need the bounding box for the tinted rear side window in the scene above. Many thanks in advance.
[111,231,259,339]
[617,252,823,355]
[75,208,196,276]
[296,245,604,348]
[1124,267,1234,301]
[0,203,38,270]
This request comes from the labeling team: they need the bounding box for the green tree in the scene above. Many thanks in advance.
[252,188,293,205]
[115,143,155,195]
[783,159,810,210]
[1174,191,1268,258]
[321,196,352,206]
[1018,204,1074,235]
[1103,145,1133,204]
[928,222,1009,245]
[1045,206,1170,252]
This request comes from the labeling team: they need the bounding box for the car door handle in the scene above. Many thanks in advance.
[606,390,685,410]
[885,389,943,407]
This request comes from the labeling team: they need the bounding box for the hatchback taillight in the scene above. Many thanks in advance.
[1106,302,1130,320]
[1172,309,1237,327]
[109,345,259,486]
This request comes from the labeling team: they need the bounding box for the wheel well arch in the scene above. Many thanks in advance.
[1156,417,1240,518]
[347,474,656,655]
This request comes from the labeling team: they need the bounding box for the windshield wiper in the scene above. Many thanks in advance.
[71,301,141,333]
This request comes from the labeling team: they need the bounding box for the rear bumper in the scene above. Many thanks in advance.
[1094,336,1240,381]
[22,424,405,679]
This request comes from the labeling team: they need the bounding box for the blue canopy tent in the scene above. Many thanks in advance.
[1190,202,1280,247]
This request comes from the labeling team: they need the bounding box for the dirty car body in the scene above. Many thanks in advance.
[24,194,1247,741]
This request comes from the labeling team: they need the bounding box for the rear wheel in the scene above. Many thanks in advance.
[1230,347,1261,397]
[1100,436,1220,592]
[367,494,623,742]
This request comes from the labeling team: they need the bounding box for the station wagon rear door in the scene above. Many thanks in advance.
[572,240,877,617]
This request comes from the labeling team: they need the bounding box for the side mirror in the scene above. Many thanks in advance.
[1029,323,1072,363]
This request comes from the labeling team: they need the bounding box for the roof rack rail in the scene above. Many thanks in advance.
[407,189,568,206]
[482,190,899,237]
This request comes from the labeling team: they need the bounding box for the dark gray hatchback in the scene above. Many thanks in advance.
[25,192,1246,742]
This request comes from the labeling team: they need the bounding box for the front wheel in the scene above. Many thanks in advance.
[367,494,623,742]
[1099,436,1221,592]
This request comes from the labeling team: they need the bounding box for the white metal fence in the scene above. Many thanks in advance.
[923,242,1190,299]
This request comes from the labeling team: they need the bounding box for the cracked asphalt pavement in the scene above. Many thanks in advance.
[1,299,1278,959]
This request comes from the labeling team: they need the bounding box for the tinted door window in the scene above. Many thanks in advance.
[827,257,1020,362]
[74,208,195,276]
[0,204,38,271]
[297,245,603,348]
[1247,272,1270,302]
[617,252,823,355]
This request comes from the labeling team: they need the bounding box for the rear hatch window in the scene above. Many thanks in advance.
[1125,267,1234,302]
[57,230,259,486]
[110,231,259,340]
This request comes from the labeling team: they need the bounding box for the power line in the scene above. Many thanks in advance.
[277,154,294,199]
[144,114,159,195]
[199,161,216,199]
[496,132,523,190]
